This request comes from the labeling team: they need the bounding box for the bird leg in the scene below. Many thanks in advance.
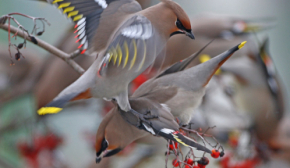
[128,109,158,127]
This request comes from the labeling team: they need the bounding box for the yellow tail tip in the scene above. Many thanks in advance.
[238,41,247,49]
[199,54,211,63]
[37,107,63,115]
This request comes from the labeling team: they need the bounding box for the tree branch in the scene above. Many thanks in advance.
[0,23,85,74]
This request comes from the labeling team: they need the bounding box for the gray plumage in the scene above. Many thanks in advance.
[133,42,246,125]
[39,0,195,115]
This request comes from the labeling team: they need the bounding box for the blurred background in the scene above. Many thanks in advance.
[0,0,289,168]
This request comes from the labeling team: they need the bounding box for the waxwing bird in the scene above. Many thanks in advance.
[162,14,272,69]
[191,76,250,133]
[95,96,211,163]
[133,41,247,126]
[191,14,275,39]
[38,0,195,116]
[221,38,285,143]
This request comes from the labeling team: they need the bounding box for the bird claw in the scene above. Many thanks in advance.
[128,109,158,127]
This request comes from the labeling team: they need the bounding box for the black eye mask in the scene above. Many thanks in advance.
[176,18,191,32]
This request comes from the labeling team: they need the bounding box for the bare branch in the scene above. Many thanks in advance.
[0,23,85,74]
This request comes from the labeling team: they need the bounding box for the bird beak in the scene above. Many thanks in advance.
[185,31,195,39]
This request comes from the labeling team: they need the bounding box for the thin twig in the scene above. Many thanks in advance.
[0,23,85,74]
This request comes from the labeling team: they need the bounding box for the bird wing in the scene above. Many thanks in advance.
[98,15,164,78]
[157,39,214,78]
[120,97,212,153]
[47,0,141,53]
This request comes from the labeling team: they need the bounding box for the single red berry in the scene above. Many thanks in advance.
[174,142,178,148]
[172,159,180,167]
[198,157,209,165]
[211,149,220,158]
[169,144,174,150]
[185,158,194,165]
[198,165,205,168]
[184,165,191,168]
[193,165,200,168]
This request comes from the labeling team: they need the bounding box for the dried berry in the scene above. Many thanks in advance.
[36,31,43,36]
[17,43,23,49]
[29,36,38,44]
[15,52,21,61]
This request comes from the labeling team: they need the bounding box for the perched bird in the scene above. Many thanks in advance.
[38,0,195,118]
[133,41,247,126]
[94,41,246,163]
[94,91,211,163]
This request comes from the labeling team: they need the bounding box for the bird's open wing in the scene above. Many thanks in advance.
[47,0,141,53]
[98,15,165,78]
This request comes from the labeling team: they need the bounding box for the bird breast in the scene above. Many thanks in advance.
[166,87,206,123]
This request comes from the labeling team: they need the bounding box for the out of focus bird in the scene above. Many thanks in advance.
[192,75,250,133]
[221,38,285,144]
[37,0,195,118]
[133,41,247,126]
[162,14,273,69]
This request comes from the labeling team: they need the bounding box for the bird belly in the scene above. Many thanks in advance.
[167,88,205,125]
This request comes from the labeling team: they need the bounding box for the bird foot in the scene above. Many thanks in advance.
[128,109,158,127]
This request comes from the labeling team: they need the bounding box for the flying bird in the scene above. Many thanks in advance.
[37,0,195,119]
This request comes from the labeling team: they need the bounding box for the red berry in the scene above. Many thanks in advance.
[174,142,178,148]
[185,158,194,165]
[172,159,180,167]
[198,157,209,165]
[184,165,191,168]
[169,142,178,150]
[193,165,200,168]
[198,165,205,168]
[211,149,220,158]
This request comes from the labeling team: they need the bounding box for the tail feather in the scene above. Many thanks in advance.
[158,128,212,154]
[37,89,91,115]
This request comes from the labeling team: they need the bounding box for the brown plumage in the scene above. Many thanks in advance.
[39,0,195,117]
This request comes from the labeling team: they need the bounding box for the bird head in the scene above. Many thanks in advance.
[162,0,195,39]
[94,107,143,163]
[95,136,122,163]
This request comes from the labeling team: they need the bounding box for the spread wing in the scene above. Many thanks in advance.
[98,15,165,79]
[47,0,141,53]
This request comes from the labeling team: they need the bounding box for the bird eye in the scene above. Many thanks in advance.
[176,19,183,30]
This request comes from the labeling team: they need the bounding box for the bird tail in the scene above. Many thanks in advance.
[37,88,92,115]
[37,64,96,115]
[158,128,212,154]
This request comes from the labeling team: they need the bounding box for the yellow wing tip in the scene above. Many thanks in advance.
[238,41,247,49]
[37,107,63,115]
